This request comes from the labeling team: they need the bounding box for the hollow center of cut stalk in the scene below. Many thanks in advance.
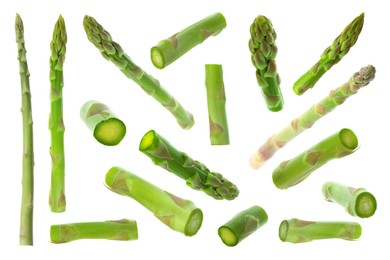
[339,128,358,150]
[139,130,156,151]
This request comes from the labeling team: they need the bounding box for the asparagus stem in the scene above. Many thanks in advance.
[16,14,35,246]
[151,12,226,69]
[139,130,239,200]
[249,15,283,112]
[83,15,194,129]
[293,13,364,95]
[218,206,268,247]
[272,128,358,189]
[250,65,375,169]
[49,15,67,213]
[279,218,362,243]
[322,181,377,218]
[50,219,138,243]
[205,64,229,145]
[105,167,203,236]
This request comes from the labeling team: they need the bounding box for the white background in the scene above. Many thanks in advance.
[1,0,388,258]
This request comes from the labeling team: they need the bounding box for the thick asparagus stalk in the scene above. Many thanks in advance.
[50,219,138,243]
[250,65,375,169]
[293,13,364,95]
[139,130,239,200]
[205,64,229,145]
[83,15,194,129]
[249,15,283,111]
[279,218,362,243]
[105,167,203,236]
[322,181,377,218]
[16,14,35,246]
[151,12,226,69]
[80,100,126,146]
[218,206,268,247]
[49,15,67,213]
[272,128,358,189]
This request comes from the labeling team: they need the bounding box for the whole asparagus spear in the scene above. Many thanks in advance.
[250,65,375,169]
[16,14,35,246]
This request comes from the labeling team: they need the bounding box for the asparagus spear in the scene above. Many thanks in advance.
[279,218,362,243]
[322,181,377,218]
[50,219,138,243]
[80,100,126,146]
[272,128,358,189]
[293,13,364,95]
[218,206,268,247]
[49,15,67,213]
[139,130,239,200]
[16,14,35,246]
[250,65,375,169]
[151,12,226,69]
[205,64,229,145]
[249,15,283,112]
[105,167,203,236]
[83,15,194,130]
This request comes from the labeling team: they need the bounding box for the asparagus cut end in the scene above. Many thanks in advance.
[94,118,126,146]
[218,227,238,247]
[139,130,156,151]
[355,192,377,218]
[339,128,358,150]
[151,47,165,69]
[278,220,289,242]
[185,208,203,236]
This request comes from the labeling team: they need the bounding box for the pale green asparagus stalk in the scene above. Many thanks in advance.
[322,181,377,218]
[151,12,226,69]
[250,65,375,169]
[83,15,194,129]
[16,14,35,246]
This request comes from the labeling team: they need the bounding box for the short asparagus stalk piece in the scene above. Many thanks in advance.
[279,218,362,243]
[16,14,35,246]
[249,15,283,111]
[50,219,138,243]
[272,128,358,189]
[83,15,194,129]
[80,100,126,146]
[250,65,375,169]
[218,206,268,247]
[205,64,229,145]
[322,181,377,218]
[139,130,239,200]
[151,12,226,69]
[105,167,203,236]
[49,15,67,213]
[293,13,364,95]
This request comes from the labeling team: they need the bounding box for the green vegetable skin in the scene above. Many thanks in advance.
[279,218,362,243]
[151,12,226,69]
[16,14,35,246]
[80,100,126,146]
[249,15,283,112]
[49,15,67,213]
[83,15,194,129]
[293,13,364,95]
[322,181,377,218]
[50,219,138,243]
[273,128,358,189]
[105,167,203,236]
[139,130,239,200]
[250,65,375,169]
[218,206,268,247]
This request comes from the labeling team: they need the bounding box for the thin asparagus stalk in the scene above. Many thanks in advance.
[205,64,229,145]
[151,12,226,69]
[83,15,194,129]
[139,130,239,200]
[293,13,364,95]
[218,206,268,247]
[50,219,138,243]
[16,14,35,246]
[49,15,67,213]
[272,128,358,189]
[322,181,377,218]
[279,218,362,243]
[105,167,203,236]
[250,65,375,169]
